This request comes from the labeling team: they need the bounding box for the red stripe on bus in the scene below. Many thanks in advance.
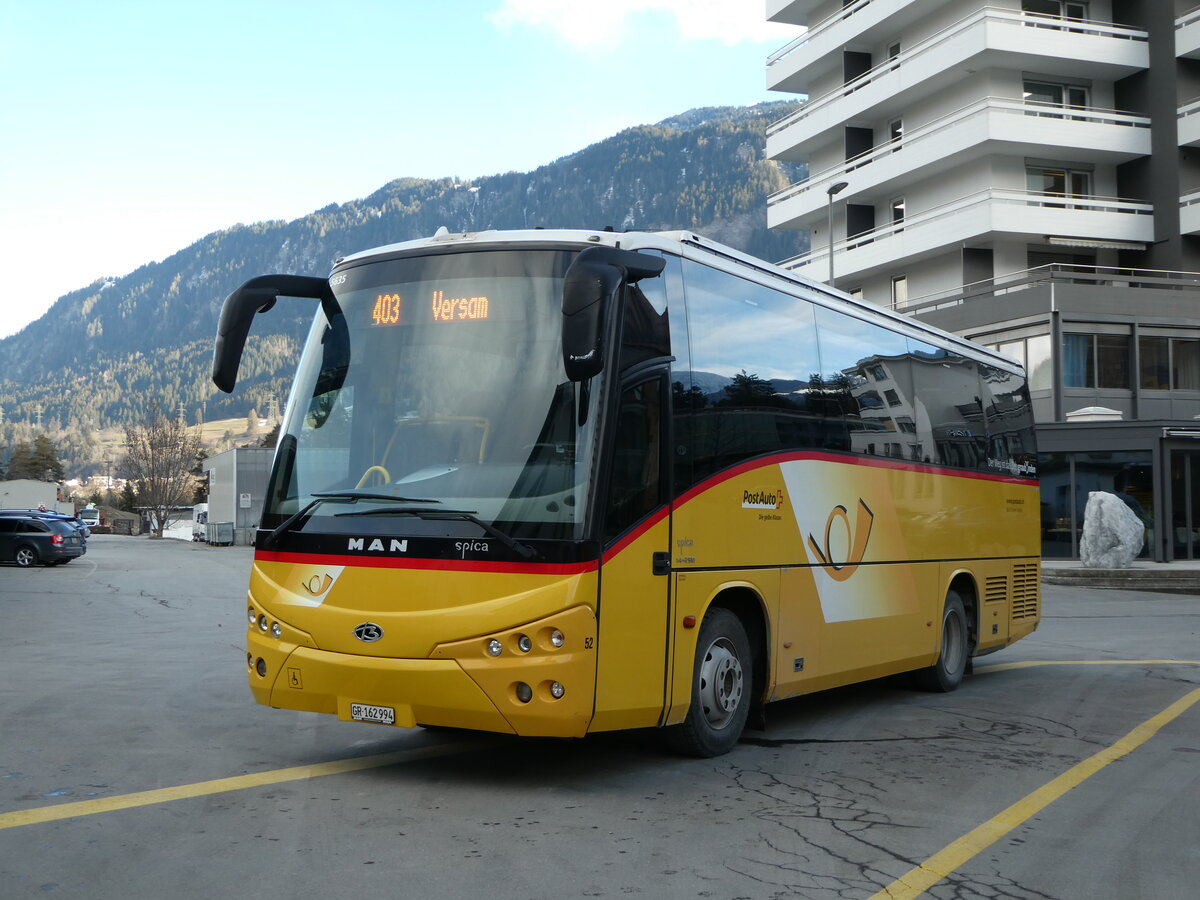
[253,549,598,576]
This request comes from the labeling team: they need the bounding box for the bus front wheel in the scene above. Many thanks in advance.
[670,608,752,757]
[913,589,969,692]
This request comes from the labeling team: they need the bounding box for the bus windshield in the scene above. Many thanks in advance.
[262,248,599,542]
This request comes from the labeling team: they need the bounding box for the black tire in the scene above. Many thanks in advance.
[669,608,752,757]
[913,590,969,692]
[14,545,38,568]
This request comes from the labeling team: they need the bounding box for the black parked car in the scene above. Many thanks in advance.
[0,515,86,566]
[0,509,89,550]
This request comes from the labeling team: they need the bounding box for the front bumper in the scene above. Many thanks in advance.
[247,604,597,738]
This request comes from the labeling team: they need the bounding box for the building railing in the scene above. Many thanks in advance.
[901,265,1200,314]
[767,6,1148,138]
[769,96,1149,208]
[777,188,1153,270]
[767,0,876,67]
[1177,6,1200,29]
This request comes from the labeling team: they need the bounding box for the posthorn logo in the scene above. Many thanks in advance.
[300,573,334,596]
[353,623,384,643]
[807,498,874,582]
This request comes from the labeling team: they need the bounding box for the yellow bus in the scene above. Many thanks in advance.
[213,229,1040,756]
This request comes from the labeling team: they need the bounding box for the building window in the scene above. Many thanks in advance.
[891,275,908,309]
[887,41,901,59]
[848,287,864,300]
[891,197,905,223]
[889,119,903,142]
[1027,166,1090,199]
[1023,0,1088,19]
[1063,333,1130,389]
[1142,336,1200,391]
[1024,80,1088,110]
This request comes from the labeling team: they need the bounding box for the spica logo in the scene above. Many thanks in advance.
[353,623,384,643]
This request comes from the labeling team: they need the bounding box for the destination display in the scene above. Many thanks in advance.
[369,288,494,326]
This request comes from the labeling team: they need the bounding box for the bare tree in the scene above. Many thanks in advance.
[121,409,203,538]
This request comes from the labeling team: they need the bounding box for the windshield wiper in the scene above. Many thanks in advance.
[335,506,539,560]
[263,491,438,548]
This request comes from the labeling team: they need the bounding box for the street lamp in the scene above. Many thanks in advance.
[826,181,849,290]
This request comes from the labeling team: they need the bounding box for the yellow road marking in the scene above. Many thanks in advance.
[0,739,489,832]
[979,659,1200,673]
[4,660,1197,842]
[872,681,1200,900]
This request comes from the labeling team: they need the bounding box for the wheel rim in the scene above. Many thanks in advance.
[942,608,966,674]
[16,548,34,567]
[698,637,744,730]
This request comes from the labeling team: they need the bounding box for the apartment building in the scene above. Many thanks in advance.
[765,0,1200,561]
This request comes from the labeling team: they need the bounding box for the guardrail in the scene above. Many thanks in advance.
[900,264,1200,314]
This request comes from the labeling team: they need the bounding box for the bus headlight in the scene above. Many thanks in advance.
[248,607,257,625]
[517,634,532,653]
[487,639,503,657]
[271,622,283,638]
[549,629,565,648]
[515,682,533,704]
[549,681,565,699]
[258,615,270,633]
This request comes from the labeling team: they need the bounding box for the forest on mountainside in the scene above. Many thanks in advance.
[0,102,806,475]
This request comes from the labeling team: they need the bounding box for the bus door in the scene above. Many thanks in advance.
[591,372,672,731]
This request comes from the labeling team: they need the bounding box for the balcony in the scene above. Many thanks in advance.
[1181,190,1200,235]
[904,264,1200,316]
[767,7,1148,162]
[769,97,1150,231]
[767,0,825,26]
[1181,98,1200,147]
[768,0,945,94]
[1178,6,1200,59]
[778,188,1154,284]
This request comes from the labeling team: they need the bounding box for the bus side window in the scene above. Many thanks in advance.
[604,378,664,543]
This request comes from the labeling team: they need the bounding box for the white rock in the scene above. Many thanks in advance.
[1079,491,1144,569]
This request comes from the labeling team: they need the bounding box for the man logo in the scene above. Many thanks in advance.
[301,573,334,596]
[353,623,384,643]
[807,499,874,582]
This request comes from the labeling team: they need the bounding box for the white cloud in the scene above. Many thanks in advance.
[490,0,790,49]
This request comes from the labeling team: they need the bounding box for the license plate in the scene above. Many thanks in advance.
[350,703,395,725]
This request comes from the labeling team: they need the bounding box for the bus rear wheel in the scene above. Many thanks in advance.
[913,589,969,692]
[669,608,752,757]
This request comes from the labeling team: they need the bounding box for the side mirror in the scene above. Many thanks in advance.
[212,274,336,393]
[561,247,664,382]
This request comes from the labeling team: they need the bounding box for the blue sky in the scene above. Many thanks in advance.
[0,1,797,339]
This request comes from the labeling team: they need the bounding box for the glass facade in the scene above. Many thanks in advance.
[1038,450,1152,559]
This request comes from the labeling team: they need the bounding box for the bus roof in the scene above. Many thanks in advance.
[333,228,1023,376]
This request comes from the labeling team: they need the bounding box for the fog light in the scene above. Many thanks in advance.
[247,653,253,668]
[487,639,503,657]
[271,622,282,638]
[248,608,257,625]
[549,629,565,648]
[549,681,565,699]
[255,658,267,677]
[517,634,532,653]
[258,615,269,633]
[515,682,533,703]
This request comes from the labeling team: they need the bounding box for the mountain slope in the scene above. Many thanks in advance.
[0,102,806,472]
